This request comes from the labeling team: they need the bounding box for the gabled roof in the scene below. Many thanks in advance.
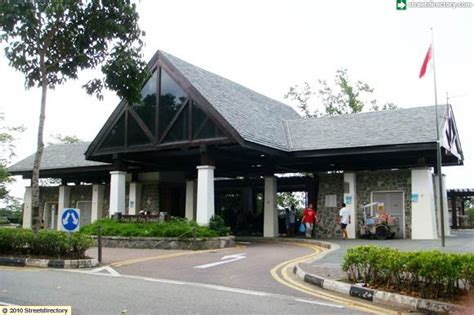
[160,52,301,151]
[8,142,109,174]
[286,105,455,151]
[85,50,463,161]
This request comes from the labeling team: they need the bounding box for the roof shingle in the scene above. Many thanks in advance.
[8,142,109,173]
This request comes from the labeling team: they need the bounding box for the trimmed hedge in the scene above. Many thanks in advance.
[0,228,93,259]
[81,216,231,238]
[342,245,474,299]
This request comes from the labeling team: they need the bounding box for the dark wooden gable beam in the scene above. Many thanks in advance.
[157,51,244,146]
[85,99,128,159]
[158,99,190,143]
[128,106,156,142]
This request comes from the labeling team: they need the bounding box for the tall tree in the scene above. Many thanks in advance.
[285,68,397,118]
[0,0,147,231]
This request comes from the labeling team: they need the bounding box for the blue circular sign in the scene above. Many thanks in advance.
[61,208,80,232]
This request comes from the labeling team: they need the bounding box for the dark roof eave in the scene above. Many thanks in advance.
[9,165,114,178]
[291,142,438,158]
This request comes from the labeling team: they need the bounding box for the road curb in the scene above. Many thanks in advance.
[294,264,468,314]
[0,256,98,269]
[235,236,333,250]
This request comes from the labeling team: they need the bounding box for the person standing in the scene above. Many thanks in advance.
[302,203,317,239]
[339,203,351,240]
[286,205,296,236]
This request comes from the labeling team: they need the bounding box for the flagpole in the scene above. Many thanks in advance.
[431,27,446,247]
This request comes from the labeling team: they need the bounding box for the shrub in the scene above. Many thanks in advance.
[0,228,34,254]
[81,218,228,238]
[31,230,70,257]
[69,232,94,258]
[209,215,231,236]
[342,245,474,299]
[0,228,93,258]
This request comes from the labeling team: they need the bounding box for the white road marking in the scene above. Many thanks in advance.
[194,253,247,269]
[90,266,120,276]
[0,301,19,306]
[295,298,344,308]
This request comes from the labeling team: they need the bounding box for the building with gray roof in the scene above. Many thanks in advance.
[9,50,464,240]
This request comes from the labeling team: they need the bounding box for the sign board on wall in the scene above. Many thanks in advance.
[325,195,337,207]
[344,195,353,205]
[411,193,419,203]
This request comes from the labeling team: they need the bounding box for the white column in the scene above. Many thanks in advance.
[57,185,71,230]
[91,184,105,223]
[411,168,438,239]
[22,187,32,229]
[196,166,215,225]
[128,182,142,215]
[343,172,357,239]
[109,171,127,216]
[263,176,278,238]
[185,180,196,221]
[434,174,451,236]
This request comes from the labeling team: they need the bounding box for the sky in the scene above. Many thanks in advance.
[1,0,473,201]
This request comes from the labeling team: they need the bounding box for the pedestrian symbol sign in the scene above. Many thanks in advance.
[61,208,80,232]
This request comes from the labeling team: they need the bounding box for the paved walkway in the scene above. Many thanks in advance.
[303,229,474,280]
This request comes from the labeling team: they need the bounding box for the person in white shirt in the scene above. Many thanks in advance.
[338,203,351,240]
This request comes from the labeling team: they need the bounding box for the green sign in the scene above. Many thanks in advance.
[397,0,407,10]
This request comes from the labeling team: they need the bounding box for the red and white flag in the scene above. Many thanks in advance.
[419,45,432,78]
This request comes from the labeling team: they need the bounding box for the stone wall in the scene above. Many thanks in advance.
[356,169,412,238]
[70,185,92,207]
[39,187,59,204]
[142,183,159,212]
[314,173,344,238]
[93,236,235,250]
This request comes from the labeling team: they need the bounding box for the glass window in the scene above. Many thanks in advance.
[192,102,224,139]
[159,69,187,137]
[127,112,151,146]
[162,104,189,143]
[101,113,125,148]
[132,70,157,133]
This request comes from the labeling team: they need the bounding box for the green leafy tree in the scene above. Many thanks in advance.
[285,68,397,118]
[277,192,301,210]
[0,113,25,201]
[48,134,81,145]
[1,1,147,231]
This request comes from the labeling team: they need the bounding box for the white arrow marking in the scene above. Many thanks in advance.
[194,253,246,269]
[62,212,70,225]
[397,2,406,9]
[71,213,79,225]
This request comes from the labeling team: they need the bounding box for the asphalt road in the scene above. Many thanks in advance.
[110,241,314,297]
[0,241,407,314]
[0,268,360,314]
